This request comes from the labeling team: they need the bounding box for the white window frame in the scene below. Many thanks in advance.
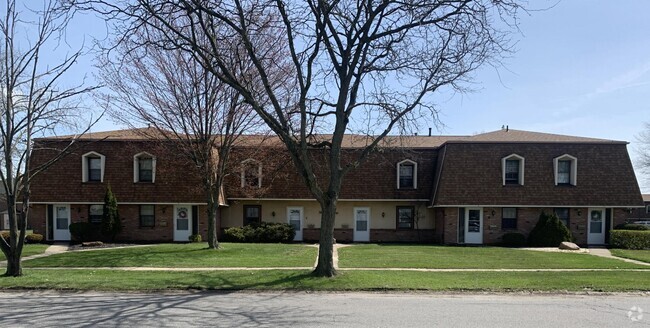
[397,159,418,189]
[133,152,157,183]
[81,151,105,182]
[554,154,577,186]
[241,159,262,188]
[502,154,525,186]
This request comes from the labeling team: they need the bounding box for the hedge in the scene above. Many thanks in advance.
[501,232,526,247]
[223,222,296,243]
[613,223,650,231]
[610,230,650,250]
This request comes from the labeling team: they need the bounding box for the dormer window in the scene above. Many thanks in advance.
[554,154,577,186]
[134,152,156,183]
[82,151,105,182]
[397,159,417,189]
[502,154,524,185]
[241,159,262,188]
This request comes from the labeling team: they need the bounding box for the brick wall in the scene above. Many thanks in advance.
[30,140,206,203]
[435,143,643,207]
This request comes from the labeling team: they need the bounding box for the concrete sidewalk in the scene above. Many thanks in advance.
[588,247,650,266]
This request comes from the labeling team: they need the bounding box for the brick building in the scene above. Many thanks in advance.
[28,128,644,245]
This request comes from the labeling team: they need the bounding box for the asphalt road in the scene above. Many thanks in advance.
[0,291,649,327]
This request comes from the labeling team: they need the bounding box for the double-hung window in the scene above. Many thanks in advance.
[501,208,517,230]
[396,206,415,229]
[397,160,417,189]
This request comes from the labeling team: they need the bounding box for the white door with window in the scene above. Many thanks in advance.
[465,208,483,244]
[53,205,71,241]
[354,207,370,242]
[174,205,192,242]
[588,208,605,245]
[287,207,303,241]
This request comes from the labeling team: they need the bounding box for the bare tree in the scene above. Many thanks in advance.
[75,0,520,276]
[0,0,98,276]
[98,26,263,249]
[637,122,650,187]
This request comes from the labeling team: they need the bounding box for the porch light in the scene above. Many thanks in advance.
[271,211,276,217]
[577,209,582,216]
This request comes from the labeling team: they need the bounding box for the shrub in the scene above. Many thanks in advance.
[69,222,93,242]
[189,234,202,243]
[501,232,526,247]
[223,227,246,242]
[25,233,44,244]
[223,222,295,243]
[614,223,650,231]
[610,230,650,250]
[102,185,122,241]
[528,212,573,247]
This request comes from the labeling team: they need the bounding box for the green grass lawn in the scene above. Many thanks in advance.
[23,243,317,268]
[338,244,647,269]
[1,244,49,260]
[610,249,650,263]
[1,269,649,292]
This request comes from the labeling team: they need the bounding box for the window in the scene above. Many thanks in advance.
[554,208,570,227]
[501,208,517,230]
[139,205,155,227]
[134,152,156,183]
[397,159,417,189]
[81,152,105,182]
[396,206,415,229]
[88,205,103,224]
[647,205,650,214]
[241,159,262,188]
[554,154,577,186]
[243,205,261,225]
[501,154,524,185]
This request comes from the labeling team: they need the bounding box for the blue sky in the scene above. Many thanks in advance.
[32,0,650,192]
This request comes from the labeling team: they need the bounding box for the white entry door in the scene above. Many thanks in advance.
[465,208,483,244]
[287,207,303,241]
[174,205,192,242]
[588,208,605,245]
[53,205,71,241]
[354,207,370,242]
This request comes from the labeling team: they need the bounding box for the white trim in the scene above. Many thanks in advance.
[397,159,418,189]
[133,152,157,183]
[81,151,105,182]
[554,154,577,186]
[227,198,431,202]
[502,154,525,186]
[240,158,262,188]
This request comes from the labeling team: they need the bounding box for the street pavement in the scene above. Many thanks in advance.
[0,291,649,327]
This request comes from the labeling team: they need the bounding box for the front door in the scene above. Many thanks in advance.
[53,205,71,241]
[588,208,605,245]
[174,205,192,242]
[287,207,303,241]
[464,208,483,244]
[354,207,370,242]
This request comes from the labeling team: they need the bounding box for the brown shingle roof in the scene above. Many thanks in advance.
[458,129,626,144]
[39,128,628,147]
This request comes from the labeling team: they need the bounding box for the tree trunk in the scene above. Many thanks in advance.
[4,249,22,277]
[313,198,337,277]
[206,189,220,249]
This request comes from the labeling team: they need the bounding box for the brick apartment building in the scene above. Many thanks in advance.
[28,128,644,246]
